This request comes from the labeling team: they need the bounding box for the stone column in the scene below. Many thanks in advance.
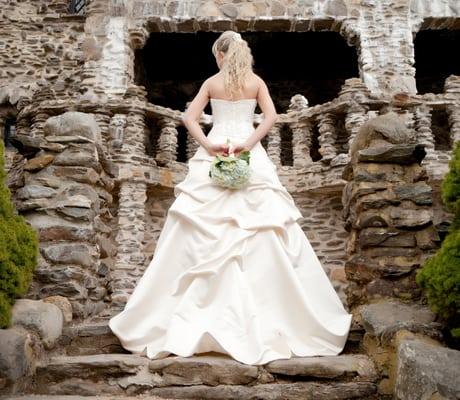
[342,112,438,308]
[338,78,370,157]
[156,118,179,166]
[345,104,368,157]
[445,75,460,144]
[110,180,147,307]
[447,106,460,144]
[108,114,127,153]
[266,123,282,166]
[317,112,337,163]
[291,122,313,167]
[186,131,200,160]
[124,111,147,156]
[343,0,416,96]
[108,92,150,307]
[81,0,134,100]
[414,105,436,161]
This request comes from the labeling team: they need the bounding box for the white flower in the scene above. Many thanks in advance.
[209,139,252,190]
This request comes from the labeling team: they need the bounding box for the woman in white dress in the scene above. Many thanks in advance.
[108,30,353,366]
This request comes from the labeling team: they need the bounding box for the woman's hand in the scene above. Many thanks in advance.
[229,143,251,157]
[205,142,230,157]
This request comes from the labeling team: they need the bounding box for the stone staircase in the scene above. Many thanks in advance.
[4,315,386,400]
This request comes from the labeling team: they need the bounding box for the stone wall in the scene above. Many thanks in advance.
[294,192,349,304]
[0,0,85,104]
[0,0,459,318]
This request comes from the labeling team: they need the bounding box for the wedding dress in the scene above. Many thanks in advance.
[108,97,353,365]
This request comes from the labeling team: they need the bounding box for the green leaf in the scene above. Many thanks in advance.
[238,150,250,165]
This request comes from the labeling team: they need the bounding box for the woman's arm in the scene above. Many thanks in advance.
[243,77,278,151]
[182,79,213,152]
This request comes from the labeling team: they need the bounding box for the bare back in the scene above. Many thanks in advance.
[183,71,277,123]
[207,71,260,101]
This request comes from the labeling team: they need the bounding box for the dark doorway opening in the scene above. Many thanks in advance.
[414,29,460,94]
[135,31,358,113]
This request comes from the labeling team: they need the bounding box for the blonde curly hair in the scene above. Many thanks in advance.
[211,31,254,100]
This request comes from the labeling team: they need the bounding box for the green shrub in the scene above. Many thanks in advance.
[416,141,460,339]
[0,139,39,328]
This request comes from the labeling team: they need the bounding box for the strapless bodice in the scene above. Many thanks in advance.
[208,98,257,140]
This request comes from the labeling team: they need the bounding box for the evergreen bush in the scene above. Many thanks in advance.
[0,139,39,328]
[416,141,460,339]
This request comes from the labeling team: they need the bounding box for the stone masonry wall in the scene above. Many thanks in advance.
[0,0,85,104]
[0,0,459,316]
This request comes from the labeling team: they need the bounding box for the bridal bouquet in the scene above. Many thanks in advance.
[208,138,252,190]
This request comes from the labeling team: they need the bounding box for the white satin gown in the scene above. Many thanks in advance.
[108,97,353,365]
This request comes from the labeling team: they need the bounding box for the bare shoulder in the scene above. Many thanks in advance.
[204,73,221,93]
[252,73,267,91]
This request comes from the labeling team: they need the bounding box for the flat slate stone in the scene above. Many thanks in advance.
[148,354,259,386]
[37,354,148,380]
[62,321,112,338]
[150,381,378,400]
[360,299,444,343]
[264,354,378,381]
[357,143,426,164]
[1,396,177,400]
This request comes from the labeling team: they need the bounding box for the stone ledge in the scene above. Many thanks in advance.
[359,299,444,345]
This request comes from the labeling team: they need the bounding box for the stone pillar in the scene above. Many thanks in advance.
[338,78,370,158]
[21,111,113,319]
[108,114,127,153]
[266,123,281,166]
[186,131,200,160]
[445,75,460,144]
[414,105,436,161]
[447,106,460,144]
[342,112,438,308]
[317,112,337,163]
[343,0,416,95]
[291,122,313,167]
[155,118,179,166]
[110,180,147,307]
[288,94,312,167]
[124,111,146,156]
[81,0,135,100]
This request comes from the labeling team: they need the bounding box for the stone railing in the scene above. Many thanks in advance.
[142,78,460,180]
[14,76,460,181]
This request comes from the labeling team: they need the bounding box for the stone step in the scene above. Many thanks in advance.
[27,352,379,399]
[1,396,177,400]
[59,319,364,356]
[58,320,127,356]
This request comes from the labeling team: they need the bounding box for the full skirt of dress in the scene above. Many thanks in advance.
[108,135,353,366]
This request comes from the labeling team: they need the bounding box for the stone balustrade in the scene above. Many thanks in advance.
[13,76,460,182]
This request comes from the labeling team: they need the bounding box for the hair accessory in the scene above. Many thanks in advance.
[234,33,243,42]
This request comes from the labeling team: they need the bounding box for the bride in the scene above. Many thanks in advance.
[108,30,353,366]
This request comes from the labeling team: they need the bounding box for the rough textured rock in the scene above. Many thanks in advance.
[44,112,101,141]
[395,337,460,400]
[359,299,444,344]
[11,299,64,349]
[0,327,42,382]
[41,296,73,324]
